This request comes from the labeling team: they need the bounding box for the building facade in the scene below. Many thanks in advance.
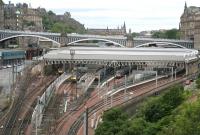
[0,3,4,29]
[2,1,43,31]
[86,22,126,36]
[179,2,200,49]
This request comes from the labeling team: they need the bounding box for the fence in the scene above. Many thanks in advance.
[31,72,71,127]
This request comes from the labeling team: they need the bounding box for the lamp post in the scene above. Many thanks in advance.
[70,49,77,99]
[124,75,127,101]
[84,106,88,135]
[171,67,174,81]
[156,71,158,88]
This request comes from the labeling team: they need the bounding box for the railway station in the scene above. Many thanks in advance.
[27,42,198,135]
[1,42,199,135]
[42,42,199,76]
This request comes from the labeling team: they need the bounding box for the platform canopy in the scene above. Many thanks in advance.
[42,47,199,67]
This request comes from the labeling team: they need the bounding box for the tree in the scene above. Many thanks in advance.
[165,29,180,39]
[0,0,4,5]
[162,85,184,108]
[196,78,200,89]
[95,85,187,135]
[132,32,139,37]
[152,31,166,38]
[95,108,128,135]
[152,29,180,39]
[158,100,200,135]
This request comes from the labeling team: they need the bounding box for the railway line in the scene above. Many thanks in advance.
[55,74,186,135]
[79,76,186,135]
[36,81,76,135]
[0,75,56,135]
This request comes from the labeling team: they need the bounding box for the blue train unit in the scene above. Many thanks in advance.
[0,49,25,67]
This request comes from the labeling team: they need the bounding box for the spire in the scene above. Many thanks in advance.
[123,21,126,29]
[184,1,187,9]
[184,1,187,12]
[123,21,126,34]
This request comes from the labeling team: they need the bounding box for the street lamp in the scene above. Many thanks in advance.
[124,75,127,101]
[70,49,77,99]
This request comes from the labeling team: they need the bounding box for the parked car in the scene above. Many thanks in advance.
[7,65,12,68]
[2,66,7,69]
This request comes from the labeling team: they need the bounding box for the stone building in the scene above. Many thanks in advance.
[179,2,200,49]
[21,8,43,31]
[0,4,4,29]
[86,22,126,36]
[3,1,43,31]
[3,1,18,30]
[0,0,4,29]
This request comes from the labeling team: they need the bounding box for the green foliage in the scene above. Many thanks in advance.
[95,85,187,135]
[42,10,85,33]
[144,85,184,122]
[95,108,128,135]
[152,29,180,39]
[152,31,166,38]
[51,22,76,33]
[132,32,139,37]
[165,29,180,39]
[42,14,55,31]
[196,78,200,89]
[196,74,200,89]
[158,100,200,135]
[162,85,184,108]
[0,0,3,5]
[47,10,56,16]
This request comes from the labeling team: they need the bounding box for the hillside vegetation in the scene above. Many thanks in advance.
[41,10,85,34]
[95,81,200,135]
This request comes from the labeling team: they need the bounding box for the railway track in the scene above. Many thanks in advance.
[46,80,98,135]
[16,76,56,135]
[58,75,186,135]
[37,82,75,135]
[1,76,56,135]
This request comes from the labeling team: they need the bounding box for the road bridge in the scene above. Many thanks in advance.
[0,30,194,48]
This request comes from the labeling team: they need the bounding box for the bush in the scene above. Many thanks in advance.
[196,78,200,89]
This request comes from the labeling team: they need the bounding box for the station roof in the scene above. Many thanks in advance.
[43,47,199,63]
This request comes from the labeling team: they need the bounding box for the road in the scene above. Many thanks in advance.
[0,60,32,95]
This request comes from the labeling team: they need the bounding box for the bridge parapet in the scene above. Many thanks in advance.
[0,29,194,48]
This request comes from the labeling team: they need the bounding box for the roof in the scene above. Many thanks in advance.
[43,47,199,63]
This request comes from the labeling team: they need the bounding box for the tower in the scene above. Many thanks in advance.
[126,28,133,47]
[123,21,126,34]
[184,1,187,13]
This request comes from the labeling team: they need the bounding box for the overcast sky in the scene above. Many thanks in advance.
[4,0,200,32]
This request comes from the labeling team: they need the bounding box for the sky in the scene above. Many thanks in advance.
[3,0,200,32]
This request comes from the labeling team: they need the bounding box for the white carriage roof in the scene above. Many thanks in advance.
[43,47,198,63]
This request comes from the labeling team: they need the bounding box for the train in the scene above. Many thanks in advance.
[58,68,64,74]
[70,72,82,83]
[95,67,114,81]
[115,66,130,79]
